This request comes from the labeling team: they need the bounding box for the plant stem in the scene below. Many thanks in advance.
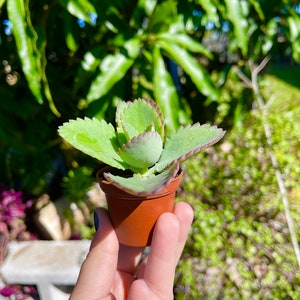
[234,57,300,269]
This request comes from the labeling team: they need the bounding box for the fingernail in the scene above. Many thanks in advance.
[94,210,99,231]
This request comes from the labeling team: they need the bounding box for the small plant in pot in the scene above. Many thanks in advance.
[58,98,225,246]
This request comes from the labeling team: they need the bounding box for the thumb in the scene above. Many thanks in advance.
[70,208,119,299]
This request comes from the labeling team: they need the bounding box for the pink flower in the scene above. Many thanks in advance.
[0,189,26,225]
[0,285,19,297]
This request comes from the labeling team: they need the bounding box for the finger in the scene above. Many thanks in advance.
[173,201,194,261]
[140,212,181,297]
[117,244,144,274]
[111,245,144,299]
[136,202,193,278]
[70,208,119,300]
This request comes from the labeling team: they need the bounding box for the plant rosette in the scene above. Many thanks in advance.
[58,98,225,246]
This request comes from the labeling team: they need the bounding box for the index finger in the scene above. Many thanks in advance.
[141,212,181,296]
[136,202,194,278]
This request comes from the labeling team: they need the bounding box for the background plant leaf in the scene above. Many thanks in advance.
[87,38,141,103]
[157,33,213,58]
[224,0,249,57]
[63,11,79,52]
[7,0,43,103]
[0,0,6,8]
[147,0,177,33]
[72,46,103,96]
[195,0,221,26]
[58,0,96,23]
[157,39,220,101]
[153,46,180,131]
[131,0,157,27]
[7,0,60,116]
[287,11,300,62]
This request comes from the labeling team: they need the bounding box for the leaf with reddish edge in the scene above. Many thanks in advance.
[116,98,165,142]
[58,117,128,170]
[154,123,226,172]
[119,131,163,173]
[104,162,180,196]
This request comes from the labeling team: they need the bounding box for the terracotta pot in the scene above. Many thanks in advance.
[97,166,183,247]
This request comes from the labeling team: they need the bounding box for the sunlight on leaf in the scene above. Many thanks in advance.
[58,117,127,170]
[116,99,164,141]
[119,131,163,171]
[104,162,179,196]
[155,124,225,172]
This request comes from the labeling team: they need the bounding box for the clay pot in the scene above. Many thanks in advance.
[97,166,183,247]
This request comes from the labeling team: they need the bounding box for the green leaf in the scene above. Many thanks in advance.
[58,117,127,170]
[224,0,249,57]
[63,11,79,52]
[288,11,300,62]
[155,123,225,172]
[195,0,220,26]
[131,0,157,27]
[158,40,219,101]
[148,0,177,33]
[153,46,180,131]
[81,49,102,72]
[7,0,43,103]
[7,0,60,116]
[136,0,157,16]
[35,26,60,117]
[157,33,213,59]
[262,19,277,55]
[73,46,103,96]
[116,99,164,141]
[0,0,6,9]
[87,54,131,102]
[87,38,141,103]
[58,0,96,23]
[119,131,163,172]
[104,161,179,196]
[249,0,265,21]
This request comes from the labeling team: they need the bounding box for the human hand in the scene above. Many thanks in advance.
[70,202,193,300]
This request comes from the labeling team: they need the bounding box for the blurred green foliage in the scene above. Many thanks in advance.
[175,107,300,299]
[0,1,300,297]
[0,0,300,194]
[62,166,94,205]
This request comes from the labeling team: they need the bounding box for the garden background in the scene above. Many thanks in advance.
[0,0,300,298]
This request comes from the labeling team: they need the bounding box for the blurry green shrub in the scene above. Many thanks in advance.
[1,0,300,197]
[61,166,96,239]
[175,109,300,299]
[62,166,94,206]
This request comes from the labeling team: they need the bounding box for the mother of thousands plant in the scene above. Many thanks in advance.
[58,98,225,196]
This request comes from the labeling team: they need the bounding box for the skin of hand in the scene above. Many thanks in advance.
[70,202,194,300]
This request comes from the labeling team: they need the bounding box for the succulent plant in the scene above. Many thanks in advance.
[58,98,225,196]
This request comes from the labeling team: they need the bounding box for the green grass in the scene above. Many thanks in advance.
[261,65,300,113]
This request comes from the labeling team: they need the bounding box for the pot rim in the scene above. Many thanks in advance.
[96,165,183,199]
